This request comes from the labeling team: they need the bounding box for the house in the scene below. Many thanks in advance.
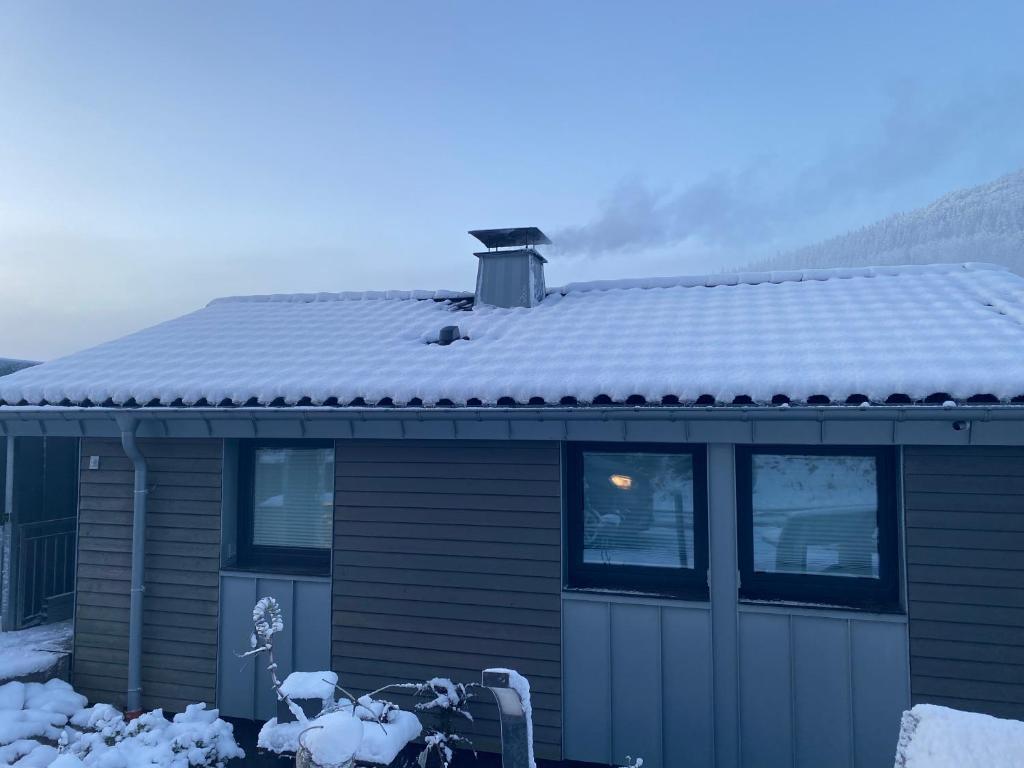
[0,357,79,633]
[1,228,1023,767]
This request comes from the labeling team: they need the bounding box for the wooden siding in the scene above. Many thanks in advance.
[332,440,562,760]
[905,447,1024,719]
[74,438,221,712]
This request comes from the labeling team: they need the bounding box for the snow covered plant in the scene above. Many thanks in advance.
[238,596,306,722]
[245,598,422,766]
[410,678,476,768]
[60,702,245,767]
[0,678,243,767]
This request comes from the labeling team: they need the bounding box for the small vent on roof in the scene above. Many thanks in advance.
[436,325,464,346]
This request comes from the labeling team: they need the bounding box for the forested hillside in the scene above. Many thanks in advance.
[751,170,1024,273]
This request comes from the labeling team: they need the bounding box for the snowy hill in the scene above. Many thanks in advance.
[750,170,1024,273]
[0,358,37,377]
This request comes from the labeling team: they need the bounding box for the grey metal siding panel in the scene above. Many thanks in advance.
[850,620,912,768]
[791,617,852,767]
[562,598,612,764]
[610,603,662,766]
[331,440,561,760]
[73,438,221,712]
[662,605,715,768]
[561,595,714,768]
[217,574,332,720]
[738,612,793,768]
[905,446,1024,720]
[737,609,909,768]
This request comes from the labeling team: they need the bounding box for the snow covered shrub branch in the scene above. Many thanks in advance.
[326,676,479,767]
[238,596,306,722]
[410,678,477,768]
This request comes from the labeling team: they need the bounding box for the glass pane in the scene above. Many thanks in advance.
[751,454,879,578]
[252,447,334,549]
[582,452,694,569]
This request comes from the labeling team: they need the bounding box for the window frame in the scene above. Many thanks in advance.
[736,444,901,611]
[235,439,334,576]
[565,442,709,599]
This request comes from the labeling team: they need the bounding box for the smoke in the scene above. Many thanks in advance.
[554,81,1024,257]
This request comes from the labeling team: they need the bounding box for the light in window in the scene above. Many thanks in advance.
[609,473,633,490]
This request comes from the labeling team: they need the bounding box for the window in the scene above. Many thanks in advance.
[237,440,334,574]
[566,443,708,597]
[736,446,899,610]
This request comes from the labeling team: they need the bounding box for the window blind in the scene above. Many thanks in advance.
[751,454,879,578]
[251,447,334,550]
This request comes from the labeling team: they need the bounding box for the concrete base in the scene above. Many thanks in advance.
[0,652,70,686]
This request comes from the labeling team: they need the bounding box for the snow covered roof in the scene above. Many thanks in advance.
[2,262,1024,409]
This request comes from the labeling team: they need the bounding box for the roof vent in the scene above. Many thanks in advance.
[438,325,462,346]
[469,227,551,308]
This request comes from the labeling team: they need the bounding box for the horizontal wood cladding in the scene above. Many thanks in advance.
[331,440,562,760]
[74,438,221,712]
[905,446,1024,720]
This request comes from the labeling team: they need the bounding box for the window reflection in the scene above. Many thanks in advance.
[582,452,695,569]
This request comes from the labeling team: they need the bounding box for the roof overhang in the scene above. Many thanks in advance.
[1,405,1023,446]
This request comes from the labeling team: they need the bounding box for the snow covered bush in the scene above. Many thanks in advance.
[60,702,244,767]
[409,678,475,768]
[260,692,421,767]
[0,678,243,767]
[297,711,363,768]
[243,597,421,767]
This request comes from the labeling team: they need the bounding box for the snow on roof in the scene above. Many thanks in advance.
[2,262,1023,408]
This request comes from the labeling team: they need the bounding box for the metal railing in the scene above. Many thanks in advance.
[16,516,76,628]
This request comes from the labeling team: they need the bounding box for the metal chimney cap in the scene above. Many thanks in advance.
[469,227,552,250]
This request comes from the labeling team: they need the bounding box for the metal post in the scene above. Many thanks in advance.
[481,669,532,768]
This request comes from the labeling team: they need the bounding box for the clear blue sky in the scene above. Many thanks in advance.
[3,1,1024,358]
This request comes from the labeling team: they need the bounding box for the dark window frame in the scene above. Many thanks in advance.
[235,439,334,576]
[566,442,709,599]
[736,444,901,611]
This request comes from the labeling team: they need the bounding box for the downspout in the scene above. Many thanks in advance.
[0,437,14,631]
[118,417,147,717]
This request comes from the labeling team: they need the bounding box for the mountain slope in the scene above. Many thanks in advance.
[750,170,1024,273]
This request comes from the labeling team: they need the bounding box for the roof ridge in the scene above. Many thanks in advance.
[208,288,473,306]
[208,262,1009,306]
[554,262,1009,295]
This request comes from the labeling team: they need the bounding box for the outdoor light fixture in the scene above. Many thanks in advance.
[609,474,633,490]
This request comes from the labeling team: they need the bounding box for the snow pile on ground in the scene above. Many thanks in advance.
[0,622,73,681]
[485,668,535,768]
[0,679,86,765]
[895,703,1024,768]
[0,679,243,767]
[259,696,421,766]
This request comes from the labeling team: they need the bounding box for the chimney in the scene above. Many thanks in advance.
[469,227,551,308]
